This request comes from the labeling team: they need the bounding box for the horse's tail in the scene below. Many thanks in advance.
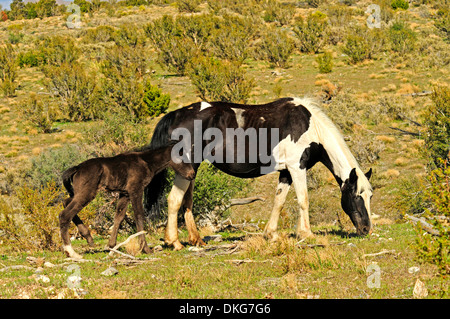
[143,111,178,217]
[62,165,78,198]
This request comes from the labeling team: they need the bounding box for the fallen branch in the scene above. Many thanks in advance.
[389,127,420,136]
[229,197,265,207]
[405,214,440,236]
[0,265,34,272]
[402,90,432,97]
[108,230,147,259]
[225,258,273,266]
[297,241,347,249]
[363,249,396,258]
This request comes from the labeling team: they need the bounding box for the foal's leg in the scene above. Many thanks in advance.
[287,166,312,239]
[264,169,292,241]
[166,174,191,250]
[72,215,94,247]
[183,180,205,247]
[108,194,130,249]
[59,195,95,259]
[130,191,152,254]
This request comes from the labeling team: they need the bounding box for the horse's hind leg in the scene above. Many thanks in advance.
[183,180,205,247]
[108,194,129,249]
[59,198,92,259]
[264,169,292,241]
[72,215,94,247]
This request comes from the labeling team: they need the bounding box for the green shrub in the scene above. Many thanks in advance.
[27,144,91,189]
[390,0,409,10]
[434,8,450,41]
[262,0,295,26]
[84,111,152,154]
[145,15,196,75]
[342,27,384,65]
[17,50,44,67]
[0,182,63,251]
[143,82,170,117]
[424,85,450,167]
[316,51,333,73]
[414,160,449,296]
[175,0,201,13]
[187,55,255,103]
[44,62,102,121]
[21,92,57,133]
[387,21,417,54]
[342,34,371,64]
[8,30,23,44]
[293,12,330,54]
[81,25,116,43]
[37,35,80,67]
[258,26,295,68]
[0,43,18,97]
[208,15,256,64]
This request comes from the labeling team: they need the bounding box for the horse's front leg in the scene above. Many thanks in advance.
[288,167,313,239]
[130,192,152,254]
[183,180,205,247]
[166,174,191,250]
[264,169,292,241]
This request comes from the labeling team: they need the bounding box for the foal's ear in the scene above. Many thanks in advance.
[349,168,358,185]
[365,168,373,180]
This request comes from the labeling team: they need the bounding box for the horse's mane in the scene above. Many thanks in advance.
[293,97,372,195]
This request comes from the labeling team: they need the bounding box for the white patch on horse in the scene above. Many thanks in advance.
[200,102,212,111]
[231,108,245,128]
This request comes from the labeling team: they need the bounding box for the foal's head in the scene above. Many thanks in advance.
[340,168,373,236]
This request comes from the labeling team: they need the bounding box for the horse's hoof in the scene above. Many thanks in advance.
[263,231,279,242]
[64,245,83,260]
[190,237,206,247]
[296,230,314,240]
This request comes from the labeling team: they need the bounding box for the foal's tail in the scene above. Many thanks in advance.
[62,166,78,198]
[143,111,178,217]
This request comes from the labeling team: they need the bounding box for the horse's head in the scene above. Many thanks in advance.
[340,168,373,236]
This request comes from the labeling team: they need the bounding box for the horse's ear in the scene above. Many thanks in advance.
[365,168,372,180]
[349,168,358,185]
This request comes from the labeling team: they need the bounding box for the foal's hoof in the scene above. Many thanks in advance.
[63,245,83,260]
[172,240,185,251]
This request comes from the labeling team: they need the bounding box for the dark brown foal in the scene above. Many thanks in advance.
[59,144,195,259]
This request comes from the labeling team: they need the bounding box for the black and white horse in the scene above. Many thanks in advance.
[145,97,373,250]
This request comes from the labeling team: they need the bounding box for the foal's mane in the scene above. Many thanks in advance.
[293,97,372,195]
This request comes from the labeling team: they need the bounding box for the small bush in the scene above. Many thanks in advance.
[342,27,385,65]
[0,182,64,252]
[390,0,409,10]
[316,51,333,73]
[387,21,417,54]
[44,62,102,121]
[424,85,450,167]
[262,0,295,26]
[27,144,91,189]
[17,50,44,67]
[187,55,255,103]
[414,160,450,295]
[293,12,330,54]
[175,0,201,13]
[258,26,295,68]
[37,35,80,67]
[143,82,170,117]
[21,92,57,133]
[0,43,18,97]
[145,15,196,75]
[434,8,450,41]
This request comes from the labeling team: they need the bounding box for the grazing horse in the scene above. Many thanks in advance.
[59,144,195,259]
[144,97,373,250]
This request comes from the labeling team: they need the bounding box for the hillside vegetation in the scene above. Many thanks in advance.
[0,0,448,299]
